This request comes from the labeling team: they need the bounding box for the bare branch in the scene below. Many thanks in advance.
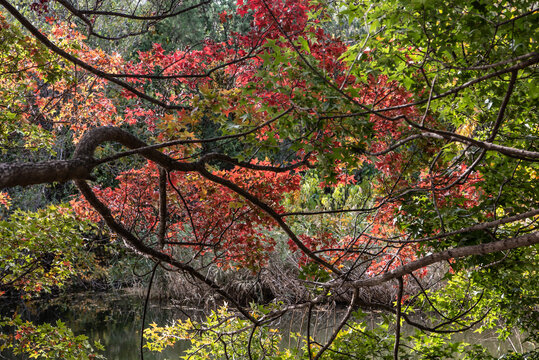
[312,289,358,360]
[158,168,168,248]
[65,0,211,21]
[393,277,404,360]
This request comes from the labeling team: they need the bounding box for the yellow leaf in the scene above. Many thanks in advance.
[163,113,174,122]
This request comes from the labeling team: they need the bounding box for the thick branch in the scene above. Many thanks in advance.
[0,159,93,188]
[95,108,293,165]
[345,231,539,288]
[0,127,198,189]
[419,131,539,161]
[73,126,197,171]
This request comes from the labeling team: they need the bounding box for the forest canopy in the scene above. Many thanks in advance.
[0,0,537,359]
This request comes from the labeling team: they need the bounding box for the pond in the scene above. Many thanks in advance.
[1,291,350,359]
[1,292,190,360]
[1,291,533,359]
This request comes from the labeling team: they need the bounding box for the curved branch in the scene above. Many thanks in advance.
[393,277,404,360]
[73,126,197,171]
[0,0,185,110]
[0,126,197,189]
[195,164,342,274]
[406,209,539,244]
[56,0,162,41]
[351,134,423,156]
[487,69,518,141]
[61,0,211,21]
[75,179,258,323]
[140,261,159,360]
[95,108,293,165]
[355,297,486,334]
[199,152,312,172]
[157,168,168,248]
[0,159,94,189]
[319,54,539,120]
[344,231,539,288]
[429,51,538,72]
[312,289,358,360]
[418,131,539,161]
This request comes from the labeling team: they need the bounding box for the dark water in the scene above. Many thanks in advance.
[1,291,347,359]
[1,292,534,359]
[1,291,191,360]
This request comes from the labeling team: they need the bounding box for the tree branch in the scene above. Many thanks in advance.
[344,231,539,288]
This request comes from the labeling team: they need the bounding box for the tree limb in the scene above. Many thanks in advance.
[343,231,539,288]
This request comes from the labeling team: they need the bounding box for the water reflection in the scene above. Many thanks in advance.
[1,292,342,359]
[1,292,532,359]
[1,292,190,360]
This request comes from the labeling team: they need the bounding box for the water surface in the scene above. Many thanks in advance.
[1,291,534,359]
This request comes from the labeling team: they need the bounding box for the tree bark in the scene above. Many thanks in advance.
[0,159,94,188]
[0,126,196,190]
[345,231,539,288]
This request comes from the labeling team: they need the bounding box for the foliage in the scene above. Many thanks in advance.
[0,315,105,360]
[0,0,538,358]
[130,0,251,54]
[0,11,58,153]
[472,249,539,344]
[0,205,99,298]
[144,304,519,359]
[144,305,287,359]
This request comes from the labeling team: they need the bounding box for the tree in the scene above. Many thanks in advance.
[0,0,537,359]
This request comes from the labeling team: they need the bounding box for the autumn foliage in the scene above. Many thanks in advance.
[1,0,487,275]
[1,0,539,358]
